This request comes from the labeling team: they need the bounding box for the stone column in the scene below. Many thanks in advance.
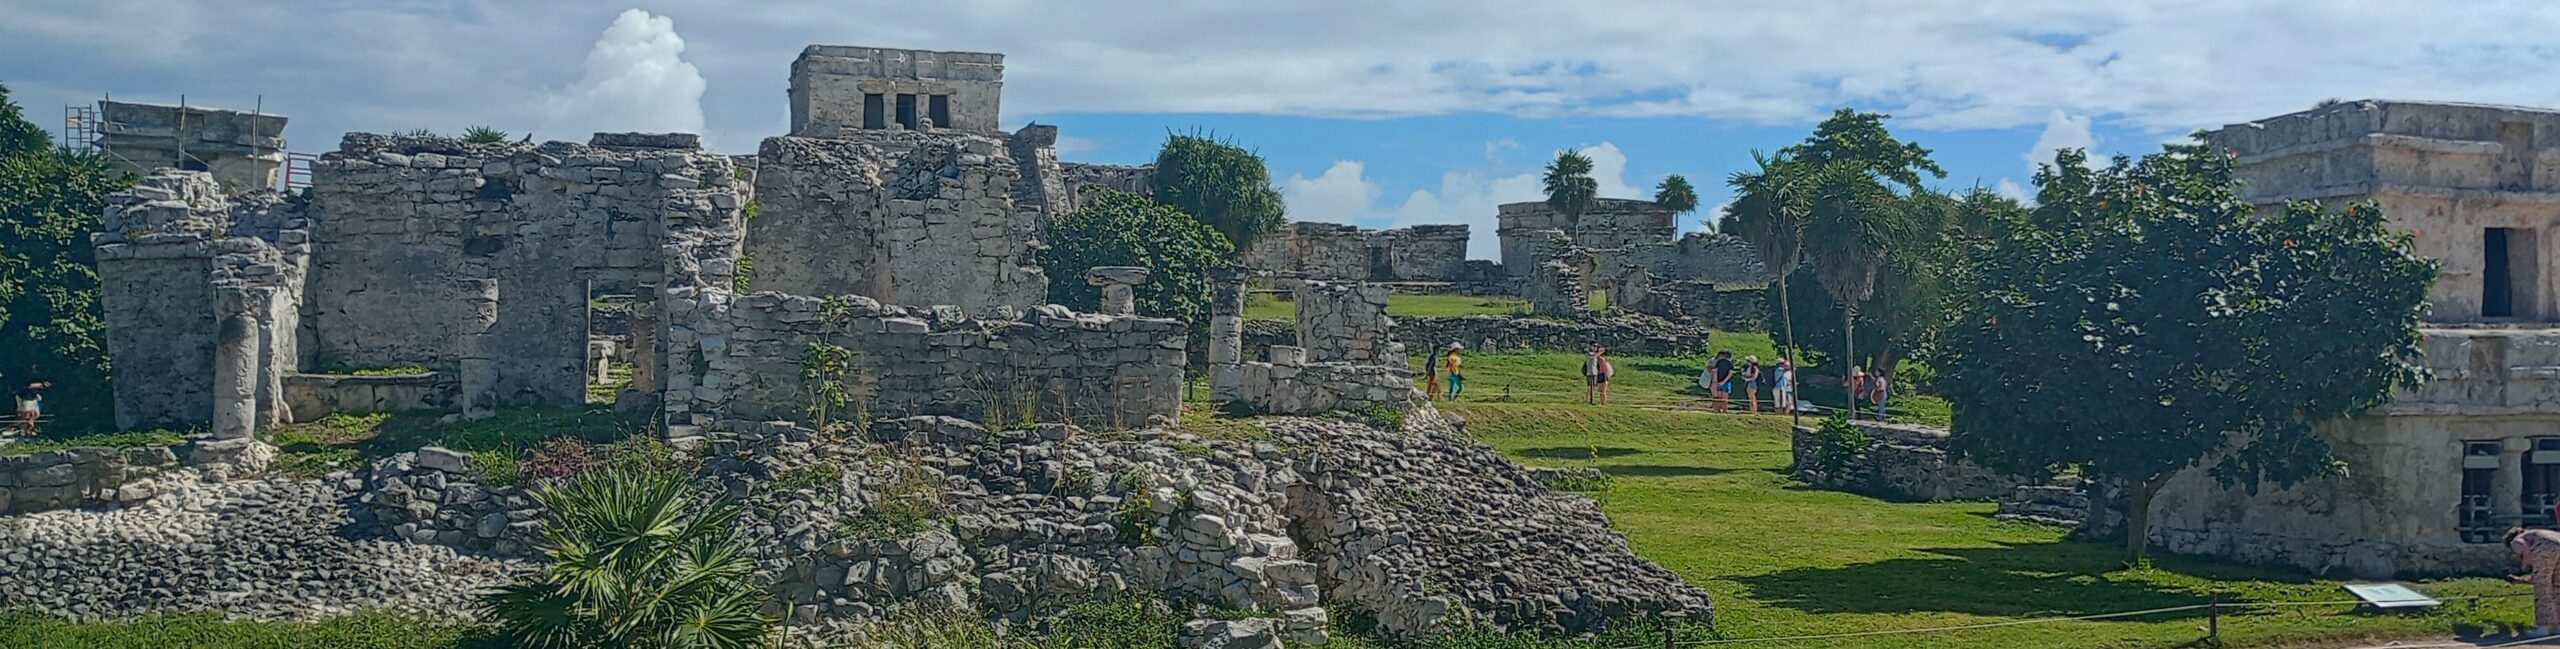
[2500,437,2531,523]
[457,277,500,420]
[1208,267,1247,365]
[590,339,617,383]
[628,286,659,393]
[1086,266,1150,316]
[211,284,261,440]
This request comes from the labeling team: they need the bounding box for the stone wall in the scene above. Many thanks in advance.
[302,133,739,413]
[1289,222,1370,280]
[1057,160,1153,215]
[746,133,1047,312]
[1294,281,1400,365]
[1495,199,1675,276]
[1393,314,1716,357]
[1240,222,1473,282]
[663,291,1185,433]
[0,445,179,515]
[789,45,1004,136]
[96,100,289,192]
[1665,233,1768,285]
[1790,421,2038,502]
[1525,233,1592,318]
[354,447,542,557]
[94,170,305,430]
[280,372,453,422]
[1640,280,1767,331]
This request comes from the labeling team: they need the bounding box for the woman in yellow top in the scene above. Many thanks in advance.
[1442,343,1465,400]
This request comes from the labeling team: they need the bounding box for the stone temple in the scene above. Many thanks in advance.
[2157,100,2560,576]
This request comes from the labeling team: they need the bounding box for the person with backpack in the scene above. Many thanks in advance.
[1707,351,1735,412]
[1422,343,1442,401]
[1771,357,1797,414]
[1583,343,1614,405]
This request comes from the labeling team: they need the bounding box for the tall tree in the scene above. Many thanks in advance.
[1543,151,1598,222]
[1150,132,1286,252]
[1774,109,1949,400]
[1654,173,1699,220]
[1939,146,2434,559]
[1722,152,1809,371]
[0,83,128,433]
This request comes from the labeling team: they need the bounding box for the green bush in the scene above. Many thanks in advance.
[479,467,770,649]
[1036,191,1235,332]
[1806,411,1868,475]
[1352,403,1406,431]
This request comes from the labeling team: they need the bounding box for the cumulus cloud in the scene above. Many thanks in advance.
[1282,161,1383,223]
[541,9,706,137]
[2024,109,2094,175]
[1994,178,2030,202]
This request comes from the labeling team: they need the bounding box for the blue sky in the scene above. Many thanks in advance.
[8,1,2559,259]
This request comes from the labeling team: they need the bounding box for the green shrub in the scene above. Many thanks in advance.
[1806,411,1869,475]
[1057,466,1096,497]
[837,458,948,542]
[1115,492,1158,545]
[767,464,842,496]
[479,467,770,649]
[470,449,522,486]
[1352,403,1406,431]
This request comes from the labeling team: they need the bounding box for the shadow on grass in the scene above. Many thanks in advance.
[1517,446,1648,460]
[1734,541,2322,618]
[1601,464,1730,478]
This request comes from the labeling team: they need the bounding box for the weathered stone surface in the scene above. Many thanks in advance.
[1790,421,2042,502]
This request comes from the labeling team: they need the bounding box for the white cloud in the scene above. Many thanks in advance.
[11,1,2560,150]
[1282,161,1382,223]
[2023,109,2094,175]
[1053,135,1101,156]
[1994,178,2030,202]
[1362,142,1639,259]
[1483,138,1519,163]
[542,9,706,137]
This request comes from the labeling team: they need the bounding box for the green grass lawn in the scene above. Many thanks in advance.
[1453,403,2532,648]
[1245,291,1531,320]
[1418,339,1952,426]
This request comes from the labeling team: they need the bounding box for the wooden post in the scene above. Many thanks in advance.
[2207,591,2221,647]
[1663,625,1676,649]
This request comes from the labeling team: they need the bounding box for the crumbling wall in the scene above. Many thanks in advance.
[663,291,1184,434]
[1666,233,1767,284]
[308,133,735,409]
[1057,161,1154,215]
[1374,225,1470,281]
[789,46,1005,136]
[1240,222,1472,282]
[94,170,305,430]
[1289,222,1370,280]
[747,133,1047,312]
[1790,421,2038,502]
[1294,281,1399,365]
[1496,199,1675,276]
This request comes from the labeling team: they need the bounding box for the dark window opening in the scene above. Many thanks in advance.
[929,95,952,129]
[2531,438,2560,529]
[862,93,886,130]
[895,94,919,130]
[179,157,209,172]
[2463,440,2502,543]
[2487,228,2515,318]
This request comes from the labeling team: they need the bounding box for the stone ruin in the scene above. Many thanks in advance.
[1239,221,1484,284]
[94,99,291,193]
[28,43,1716,644]
[1209,272,1421,415]
[1499,198,1769,323]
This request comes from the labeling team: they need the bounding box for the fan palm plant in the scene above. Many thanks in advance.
[1654,173,1700,219]
[1724,151,1810,376]
[1543,151,1598,222]
[1800,161,1898,418]
[479,466,771,649]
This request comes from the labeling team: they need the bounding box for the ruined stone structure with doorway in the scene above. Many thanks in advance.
[1496,198,1768,326]
[2142,100,2560,577]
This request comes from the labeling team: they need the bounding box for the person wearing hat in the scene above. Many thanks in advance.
[1442,342,1466,400]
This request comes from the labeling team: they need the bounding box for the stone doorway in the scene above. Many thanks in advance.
[2483,227,2540,319]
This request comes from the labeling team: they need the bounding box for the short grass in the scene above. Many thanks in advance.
[0,428,188,456]
[0,609,501,649]
[261,405,642,481]
[1417,341,1951,426]
[1245,292,1531,320]
[1452,402,2533,648]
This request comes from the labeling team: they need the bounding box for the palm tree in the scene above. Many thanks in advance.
[480,467,771,649]
[1724,152,1809,419]
[1654,174,1700,222]
[1799,161,1896,419]
[1544,151,1598,223]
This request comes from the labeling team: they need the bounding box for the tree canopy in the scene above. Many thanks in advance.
[0,83,128,433]
[1653,174,1699,219]
[1543,151,1598,221]
[1149,132,1286,251]
[1037,190,1237,332]
[1937,146,2435,558]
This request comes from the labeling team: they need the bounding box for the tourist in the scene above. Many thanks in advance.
[1848,366,1869,416]
[2510,526,2560,636]
[1740,356,1762,414]
[1708,351,1735,412]
[1422,344,1442,402]
[1584,343,1615,405]
[12,380,47,435]
[1772,357,1796,413]
[1443,343,1466,400]
[1870,365,1891,418]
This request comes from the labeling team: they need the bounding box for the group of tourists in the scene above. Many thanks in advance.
[1421,343,1466,401]
[1848,365,1892,418]
[1695,350,1795,414]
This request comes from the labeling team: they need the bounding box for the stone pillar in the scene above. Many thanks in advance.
[1086,266,1150,316]
[457,277,500,420]
[590,339,617,383]
[2500,437,2531,523]
[211,285,260,440]
[1208,267,1247,365]
[629,287,659,393]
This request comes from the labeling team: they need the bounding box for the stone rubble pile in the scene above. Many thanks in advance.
[0,471,524,621]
